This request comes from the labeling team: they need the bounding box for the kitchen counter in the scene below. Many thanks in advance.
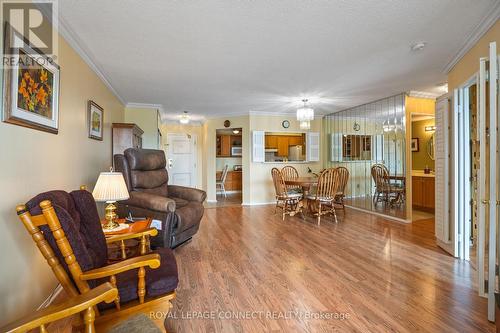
[412,170,435,178]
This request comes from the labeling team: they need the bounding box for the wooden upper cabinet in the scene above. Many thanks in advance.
[288,136,304,146]
[277,137,289,157]
[217,135,232,157]
[265,135,278,148]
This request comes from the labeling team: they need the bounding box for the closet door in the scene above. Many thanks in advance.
[435,95,450,249]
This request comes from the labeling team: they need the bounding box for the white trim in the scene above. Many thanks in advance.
[443,1,500,73]
[37,284,63,310]
[242,201,275,206]
[163,119,204,126]
[125,102,162,110]
[408,91,440,99]
[41,8,127,105]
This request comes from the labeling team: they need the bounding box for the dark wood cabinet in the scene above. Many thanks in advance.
[215,171,242,191]
[112,123,144,159]
[216,134,242,157]
[412,176,435,212]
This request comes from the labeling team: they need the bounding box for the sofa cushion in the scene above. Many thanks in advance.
[97,247,178,309]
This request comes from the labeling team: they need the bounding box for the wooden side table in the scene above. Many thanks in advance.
[102,218,152,259]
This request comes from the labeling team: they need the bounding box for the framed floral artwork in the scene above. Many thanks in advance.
[3,26,60,133]
[88,101,104,141]
[411,138,419,152]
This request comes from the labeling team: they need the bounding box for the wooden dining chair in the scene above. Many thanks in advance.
[281,165,301,193]
[216,165,229,198]
[271,168,303,220]
[334,167,350,212]
[371,164,404,206]
[305,168,341,225]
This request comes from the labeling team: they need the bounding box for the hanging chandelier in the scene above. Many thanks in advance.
[296,99,314,122]
[299,121,310,130]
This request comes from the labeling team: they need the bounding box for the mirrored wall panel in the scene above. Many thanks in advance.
[325,94,407,219]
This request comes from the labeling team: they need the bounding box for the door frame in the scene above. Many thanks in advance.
[165,132,198,188]
[453,74,477,262]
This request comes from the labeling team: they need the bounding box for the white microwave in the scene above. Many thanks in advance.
[231,146,242,156]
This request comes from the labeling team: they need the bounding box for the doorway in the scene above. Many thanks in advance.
[410,113,436,222]
[211,128,243,207]
[165,133,197,187]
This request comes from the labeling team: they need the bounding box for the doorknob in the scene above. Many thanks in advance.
[168,159,173,169]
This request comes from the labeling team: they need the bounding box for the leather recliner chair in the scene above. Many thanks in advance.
[114,148,206,248]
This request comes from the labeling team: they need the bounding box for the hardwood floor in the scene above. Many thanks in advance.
[55,205,493,332]
[161,206,491,332]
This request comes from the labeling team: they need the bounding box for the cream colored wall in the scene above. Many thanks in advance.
[0,35,124,325]
[124,107,158,149]
[448,20,500,91]
[159,123,204,189]
[248,116,323,204]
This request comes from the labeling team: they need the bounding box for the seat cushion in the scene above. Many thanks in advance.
[96,247,178,309]
[305,195,333,202]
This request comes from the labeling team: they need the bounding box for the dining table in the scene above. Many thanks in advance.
[284,176,318,196]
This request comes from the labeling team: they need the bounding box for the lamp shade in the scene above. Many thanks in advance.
[92,172,130,202]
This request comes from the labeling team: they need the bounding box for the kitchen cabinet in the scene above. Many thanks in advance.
[217,135,231,157]
[288,136,303,146]
[277,137,289,157]
[215,170,242,191]
[412,176,435,212]
[265,135,278,148]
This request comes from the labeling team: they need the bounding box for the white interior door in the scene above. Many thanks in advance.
[478,41,499,322]
[166,133,197,187]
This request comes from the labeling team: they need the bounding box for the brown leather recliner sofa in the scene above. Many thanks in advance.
[114,148,206,248]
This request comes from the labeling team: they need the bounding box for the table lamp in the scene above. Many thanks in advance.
[92,169,130,230]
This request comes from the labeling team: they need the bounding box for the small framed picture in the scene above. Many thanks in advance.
[88,101,104,140]
[411,138,419,152]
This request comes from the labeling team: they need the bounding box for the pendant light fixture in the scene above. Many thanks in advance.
[179,111,190,124]
[296,99,314,122]
[299,121,310,130]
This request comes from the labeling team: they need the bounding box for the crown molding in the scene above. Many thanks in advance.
[443,1,500,74]
[36,4,127,105]
[125,102,163,111]
[162,119,204,126]
[408,90,440,100]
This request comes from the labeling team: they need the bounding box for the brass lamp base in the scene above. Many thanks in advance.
[102,202,119,230]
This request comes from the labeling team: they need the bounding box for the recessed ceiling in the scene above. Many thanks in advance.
[58,0,496,121]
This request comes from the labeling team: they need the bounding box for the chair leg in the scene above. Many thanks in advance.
[317,203,321,226]
[332,206,338,223]
[282,201,287,221]
[222,184,226,198]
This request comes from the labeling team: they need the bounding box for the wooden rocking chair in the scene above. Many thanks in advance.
[16,189,178,324]
[1,282,117,333]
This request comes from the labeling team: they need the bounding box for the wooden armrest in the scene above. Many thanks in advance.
[105,227,158,244]
[1,283,117,333]
[80,254,161,280]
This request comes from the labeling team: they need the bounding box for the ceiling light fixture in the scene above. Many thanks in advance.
[297,99,314,122]
[299,121,310,130]
[410,41,427,52]
[232,129,240,134]
[179,111,190,124]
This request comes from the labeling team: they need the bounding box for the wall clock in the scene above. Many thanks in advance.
[224,120,231,128]
[353,122,361,132]
[282,120,290,129]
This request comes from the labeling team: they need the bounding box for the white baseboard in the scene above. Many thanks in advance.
[344,205,410,223]
[242,201,275,206]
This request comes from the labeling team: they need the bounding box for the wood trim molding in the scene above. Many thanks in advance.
[443,1,500,74]
[35,3,126,105]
